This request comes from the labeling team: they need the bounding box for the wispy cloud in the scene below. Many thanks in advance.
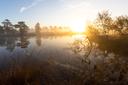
[56,0,98,22]
[20,0,44,13]
[58,0,93,10]
[67,2,91,9]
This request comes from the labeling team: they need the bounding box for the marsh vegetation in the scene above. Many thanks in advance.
[0,11,128,85]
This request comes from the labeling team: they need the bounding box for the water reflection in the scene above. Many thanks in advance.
[16,36,29,48]
[0,37,17,52]
[36,36,42,46]
[89,36,128,56]
[0,35,127,84]
[70,36,128,58]
[0,36,30,53]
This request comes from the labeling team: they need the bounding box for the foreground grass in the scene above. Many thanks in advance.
[0,48,127,85]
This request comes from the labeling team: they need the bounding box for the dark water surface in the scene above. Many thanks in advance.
[0,35,127,85]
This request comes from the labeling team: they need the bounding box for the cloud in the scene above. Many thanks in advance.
[20,0,44,13]
[67,2,91,9]
[56,0,98,22]
[20,7,27,13]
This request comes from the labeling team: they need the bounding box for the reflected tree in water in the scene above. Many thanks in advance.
[6,37,16,52]
[0,36,30,51]
[0,37,17,52]
[0,37,6,46]
[17,36,29,48]
[0,25,4,35]
[36,36,42,46]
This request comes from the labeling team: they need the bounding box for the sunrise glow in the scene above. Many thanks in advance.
[70,20,85,33]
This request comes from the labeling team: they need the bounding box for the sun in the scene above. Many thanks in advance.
[70,21,85,33]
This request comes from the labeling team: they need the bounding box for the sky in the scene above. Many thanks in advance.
[0,0,128,30]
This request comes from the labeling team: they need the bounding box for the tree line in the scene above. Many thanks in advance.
[0,19,29,36]
[35,22,72,35]
[86,10,128,37]
[0,19,73,36]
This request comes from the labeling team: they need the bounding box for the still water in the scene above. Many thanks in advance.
[0,35,127,84]
[0,35,84,67]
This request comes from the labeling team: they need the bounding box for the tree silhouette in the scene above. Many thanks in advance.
[2,19,14,35]
[36,36,42,46]
[96,10,112,34]
[35,22,41,35]
[15,21,29,35]
[115,15,128,34]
